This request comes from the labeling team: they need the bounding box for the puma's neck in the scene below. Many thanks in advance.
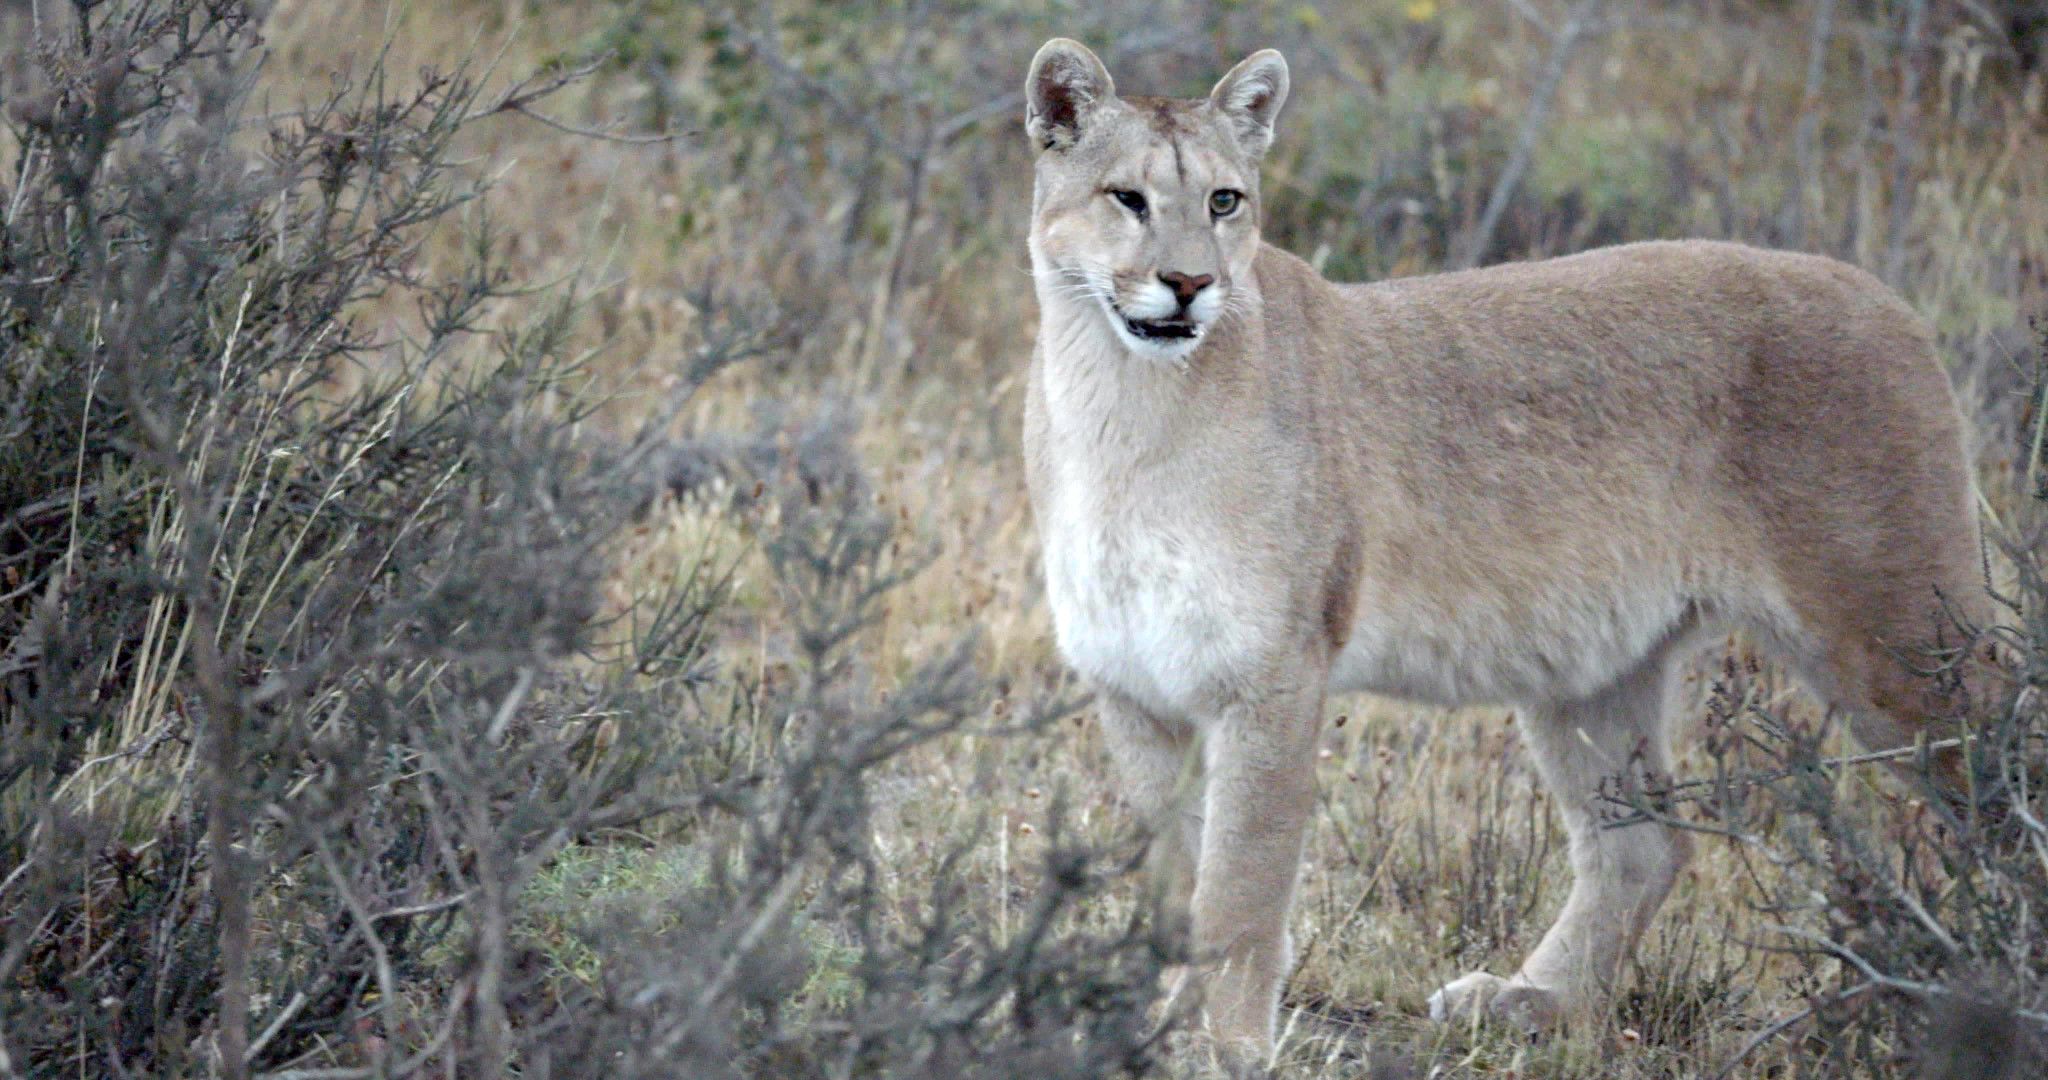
[1030,251,1278,453]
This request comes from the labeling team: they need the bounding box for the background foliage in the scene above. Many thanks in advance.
[2,0,2046,1076]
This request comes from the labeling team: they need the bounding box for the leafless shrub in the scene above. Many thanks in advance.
[0,3,1179,1077]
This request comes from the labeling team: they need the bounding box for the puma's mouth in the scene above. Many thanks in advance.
[1121,314,1201,341]
[1096,296,1206,357]
[1114,309,1204,342]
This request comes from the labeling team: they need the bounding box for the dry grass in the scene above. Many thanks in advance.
[115,0,2048,1073]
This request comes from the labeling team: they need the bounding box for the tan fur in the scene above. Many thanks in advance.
[1021,39,1990,1054]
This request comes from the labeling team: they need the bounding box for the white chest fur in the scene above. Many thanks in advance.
[1039,469,1278,719]
[1032,325,1282,720]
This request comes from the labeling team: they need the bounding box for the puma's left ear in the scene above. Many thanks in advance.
[1208,49,1290,158]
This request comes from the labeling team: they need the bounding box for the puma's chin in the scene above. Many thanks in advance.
[1103,300,1207,362]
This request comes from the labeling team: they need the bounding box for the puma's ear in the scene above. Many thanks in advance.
[1208,49,1290,158]
[1026,38,1115,152]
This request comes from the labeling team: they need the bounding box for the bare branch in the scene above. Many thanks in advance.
[1454,0,1609,269]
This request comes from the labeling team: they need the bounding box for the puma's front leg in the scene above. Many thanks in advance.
[1185,681,1323,1056]
[1096,691,1202,922]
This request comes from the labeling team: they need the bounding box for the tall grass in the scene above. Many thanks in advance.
[3,0,2046,1076]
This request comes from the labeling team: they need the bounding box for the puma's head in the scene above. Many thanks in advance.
[1025,39,1289,363]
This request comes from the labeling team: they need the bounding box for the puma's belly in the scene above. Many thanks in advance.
[1329,580,1689,706]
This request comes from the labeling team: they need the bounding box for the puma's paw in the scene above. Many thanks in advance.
[1425,971,1562,1033]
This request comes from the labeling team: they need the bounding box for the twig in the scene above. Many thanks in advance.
[678,863,808,1039]
[244,992,308,1065]
[255,982,465,1080]
[1712,980,1878,1080]
[932,91,1023,146]
[465,54,690,146]
[1503,0,1554,37]
[1453,0,1608,269]
[1883,0,1928,285]
[1599,734,1976,823]
[1784,0,1835,247]
[1773,926,2048,1029]
[485,666,536,743]
[373,891,471,922]
[493,103,694,146]
[3,147,39,227]
[310,838,396,1075]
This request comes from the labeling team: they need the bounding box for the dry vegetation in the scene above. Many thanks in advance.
[4,0,2048,1076]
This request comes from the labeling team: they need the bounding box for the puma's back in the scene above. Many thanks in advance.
[1275,238,1987,709]
[1020,38,1988,1056]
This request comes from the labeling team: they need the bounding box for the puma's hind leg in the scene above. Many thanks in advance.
[1790,581,1997,795]
[1768,487,1998,791]
[1428,640,1693,1030]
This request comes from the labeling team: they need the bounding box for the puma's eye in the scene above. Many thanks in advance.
[1108,189,1148,218]
[1209,189,1243,217]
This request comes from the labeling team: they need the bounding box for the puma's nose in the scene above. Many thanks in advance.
[1158,271,1215,308]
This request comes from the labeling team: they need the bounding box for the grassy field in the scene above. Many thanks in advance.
[9,0,2048,1075]
[273,0,2045,1075]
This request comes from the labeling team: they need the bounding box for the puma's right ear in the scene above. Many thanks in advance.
[1025,38,1115,152]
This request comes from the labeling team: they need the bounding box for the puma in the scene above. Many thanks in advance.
[1019,38,1990,1055]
